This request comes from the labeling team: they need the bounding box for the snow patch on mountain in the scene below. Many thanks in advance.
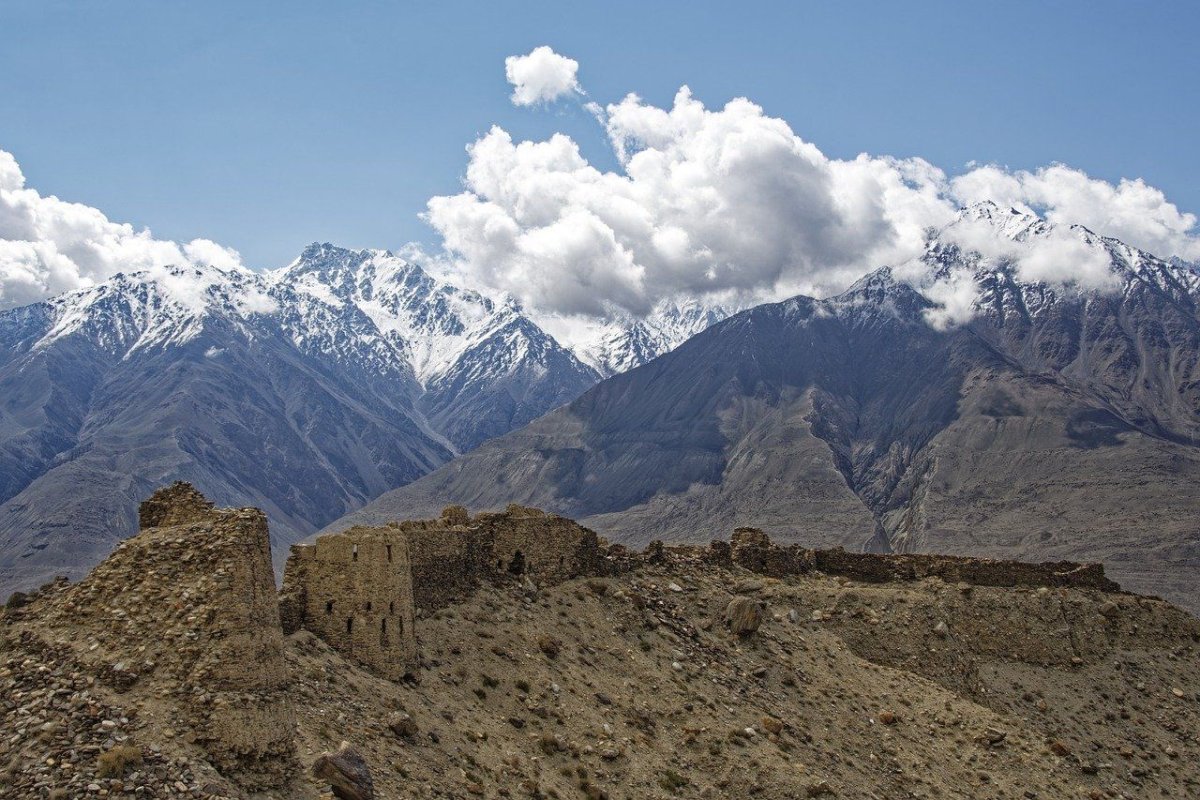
[896,201,1200,329]
[573,298,733,376]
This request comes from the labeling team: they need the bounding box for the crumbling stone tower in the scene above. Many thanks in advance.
[38,482,297,790]
[280,526,418,680]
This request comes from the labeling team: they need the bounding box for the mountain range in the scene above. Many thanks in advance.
[327,203,1200,613]
[0,243,718,595]
[5,203,1199,613]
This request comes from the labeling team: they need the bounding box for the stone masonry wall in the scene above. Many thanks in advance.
[714,527,1121,592]
[475,504,610,587]
[280,526,418,681]
[399,504,608,611]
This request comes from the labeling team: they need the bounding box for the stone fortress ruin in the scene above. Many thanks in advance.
[3,482,1135,795]
[76,484,1129,691]
[279,503,610,677]
[279,525,418,681]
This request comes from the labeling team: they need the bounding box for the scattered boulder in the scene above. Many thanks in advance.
[312,741,374,800]
[725,596,763,636]
[441,505,471,526]
[538,636,562,659]
[387,712,418,739]
[806,779,836,796]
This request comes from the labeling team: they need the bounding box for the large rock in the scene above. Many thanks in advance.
[388,712,419,738]
[725,597,763,636]
[312,741,375,800]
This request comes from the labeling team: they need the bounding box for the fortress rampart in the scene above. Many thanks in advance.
[710,527,1121,591]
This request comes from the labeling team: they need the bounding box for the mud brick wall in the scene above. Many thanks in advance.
[280,527,418,680]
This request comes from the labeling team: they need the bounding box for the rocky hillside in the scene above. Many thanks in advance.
[330,204,1200,613]
[1,491,1198,799]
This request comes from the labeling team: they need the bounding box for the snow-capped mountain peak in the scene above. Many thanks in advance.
[899,203,1200,328]
[35,262,276,357]
[574,297,734,377]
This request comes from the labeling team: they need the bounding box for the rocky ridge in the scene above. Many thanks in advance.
[2,488,1199,799]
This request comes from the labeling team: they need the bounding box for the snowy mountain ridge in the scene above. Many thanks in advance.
[26,205,1199,391]
[27,243,739,394]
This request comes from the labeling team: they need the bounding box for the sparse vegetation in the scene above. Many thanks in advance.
[658,769,689,791]
[96,745,142,778]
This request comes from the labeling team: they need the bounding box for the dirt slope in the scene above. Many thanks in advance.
[4,551,1199,799]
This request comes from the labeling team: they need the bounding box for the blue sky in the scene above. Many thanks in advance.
[2,0,1197,273]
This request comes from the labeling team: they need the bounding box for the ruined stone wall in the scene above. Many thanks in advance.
[714,528,1121,592]
[136,480,215,529]
[35,484,296,790]
[725,527,811,576]
[810,549,1119,591]
[475,504,610,588]
[280,526,418,680]
[400,505,608,611]
[395,510,493,610]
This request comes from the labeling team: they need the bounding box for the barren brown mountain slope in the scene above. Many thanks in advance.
[327,242,1200,615]
[3,495,1198,799]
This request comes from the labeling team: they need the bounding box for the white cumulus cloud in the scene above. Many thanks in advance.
[505,46,582,107]
[0,149,244,309]
[896,208,1122,330]
[951,164,1200,263]
[427,86,956,317]
[428,67,1200,323]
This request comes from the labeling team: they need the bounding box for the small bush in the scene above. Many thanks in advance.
[538,636,562,659]
[97,745,142,778]
[658,769,689,791]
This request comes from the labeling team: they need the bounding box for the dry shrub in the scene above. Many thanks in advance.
[97,744,142,778]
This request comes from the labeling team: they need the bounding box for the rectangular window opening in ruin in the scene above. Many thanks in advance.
[325,600,334,614]
[346,617,353,634]
[389,601,394,614]
[352,544,358,562]
[386,544,392,562]
[366,601,372,612]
